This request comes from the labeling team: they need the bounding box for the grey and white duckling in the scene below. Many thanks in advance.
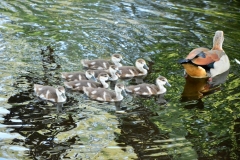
[34,84,67,112]
[64,73,110,91]
[83,83,127,111]
[118,59,149,84]
[81,53,123,70]
[61,70,95,82]
[88,65,122,89]
[126,75,171,104]
[89,65,121,81]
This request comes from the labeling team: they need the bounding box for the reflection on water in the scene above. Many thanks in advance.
[0,0,240,159]
[181,70,229,109]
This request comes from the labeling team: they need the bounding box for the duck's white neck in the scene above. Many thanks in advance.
[115,90,123,101]
[56,89,66,103]
[156,82,166,94]
[99,79,109,88]
[108,70,118,81]
[138,67,148,75]
[112,61,122,67]
[212,31,224,50]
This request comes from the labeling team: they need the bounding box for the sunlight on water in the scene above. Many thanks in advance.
[0,0,240,159]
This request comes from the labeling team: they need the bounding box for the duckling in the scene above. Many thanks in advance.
[64,73,110,91]
[88,65,121,89]
[61,70,95,82]
[34,84,67,112]
[87,65,121,80]
[81,53,123,70]
[179,31,230,79]
[118,59,149,84]
[126,75,171,103]
[83,83,127,111]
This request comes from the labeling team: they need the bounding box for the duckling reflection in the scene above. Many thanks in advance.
[181,70,229,108]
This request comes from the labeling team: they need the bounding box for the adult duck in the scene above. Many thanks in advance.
[118,58,149,83]
[34,84,67,112]
[126,75,171,103]
[81,53,123,70]
[179,31,230,79]
[64,73,110,91]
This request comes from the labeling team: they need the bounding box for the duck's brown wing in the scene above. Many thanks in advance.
[185,47,210,60]
[191,50,224,66]
[119,66,140,78]
[87,59,111,70]
[126,84,158,95]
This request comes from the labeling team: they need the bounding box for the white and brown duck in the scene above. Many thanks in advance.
[81,53,123,70]
[63,73,110,91]
[34,84,67,112]
[126,75,171,103]
[118,58,149,84]
[61,70,95,82]
[83,83,127,111]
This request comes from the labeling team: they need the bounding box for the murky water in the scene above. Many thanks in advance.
[0,0,240,159]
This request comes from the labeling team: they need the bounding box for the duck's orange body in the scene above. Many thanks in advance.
[182,63,207,78]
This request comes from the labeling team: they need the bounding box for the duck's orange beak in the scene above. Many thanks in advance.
[182,63,207,78]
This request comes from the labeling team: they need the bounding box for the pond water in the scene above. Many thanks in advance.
[0,0,240,159]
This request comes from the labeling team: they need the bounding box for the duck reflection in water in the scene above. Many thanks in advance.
[181,69,229,109]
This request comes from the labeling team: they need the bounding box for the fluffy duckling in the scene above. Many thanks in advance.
[118,59,149,83]
[81,53,123,70]
[64,73,110,91]
[179,31,230,79]
[83,83,127,111]
[88,65,121,89]
[34,84,67,112]
[126,75,171,103]
[61,70,95,82]
[88,65,121,81]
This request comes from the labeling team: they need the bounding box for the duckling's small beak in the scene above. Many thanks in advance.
[121,89,128,97]
[143,64,149,70]
[90,75,97,82]
[166,82,171,87]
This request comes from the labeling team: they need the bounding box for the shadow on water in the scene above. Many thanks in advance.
[5,47,83,159]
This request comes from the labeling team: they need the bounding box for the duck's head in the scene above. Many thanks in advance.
[115,83,127,96]
[109,65,122,75]
[111,54,123,63]
[156,76,171,87]
[98,73,110,82]
[85,70,97,81]
[212,30,224,50]
[135,59,149,70]
[56,86,66,99]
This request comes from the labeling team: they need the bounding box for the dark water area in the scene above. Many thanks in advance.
[0,0,240,159]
